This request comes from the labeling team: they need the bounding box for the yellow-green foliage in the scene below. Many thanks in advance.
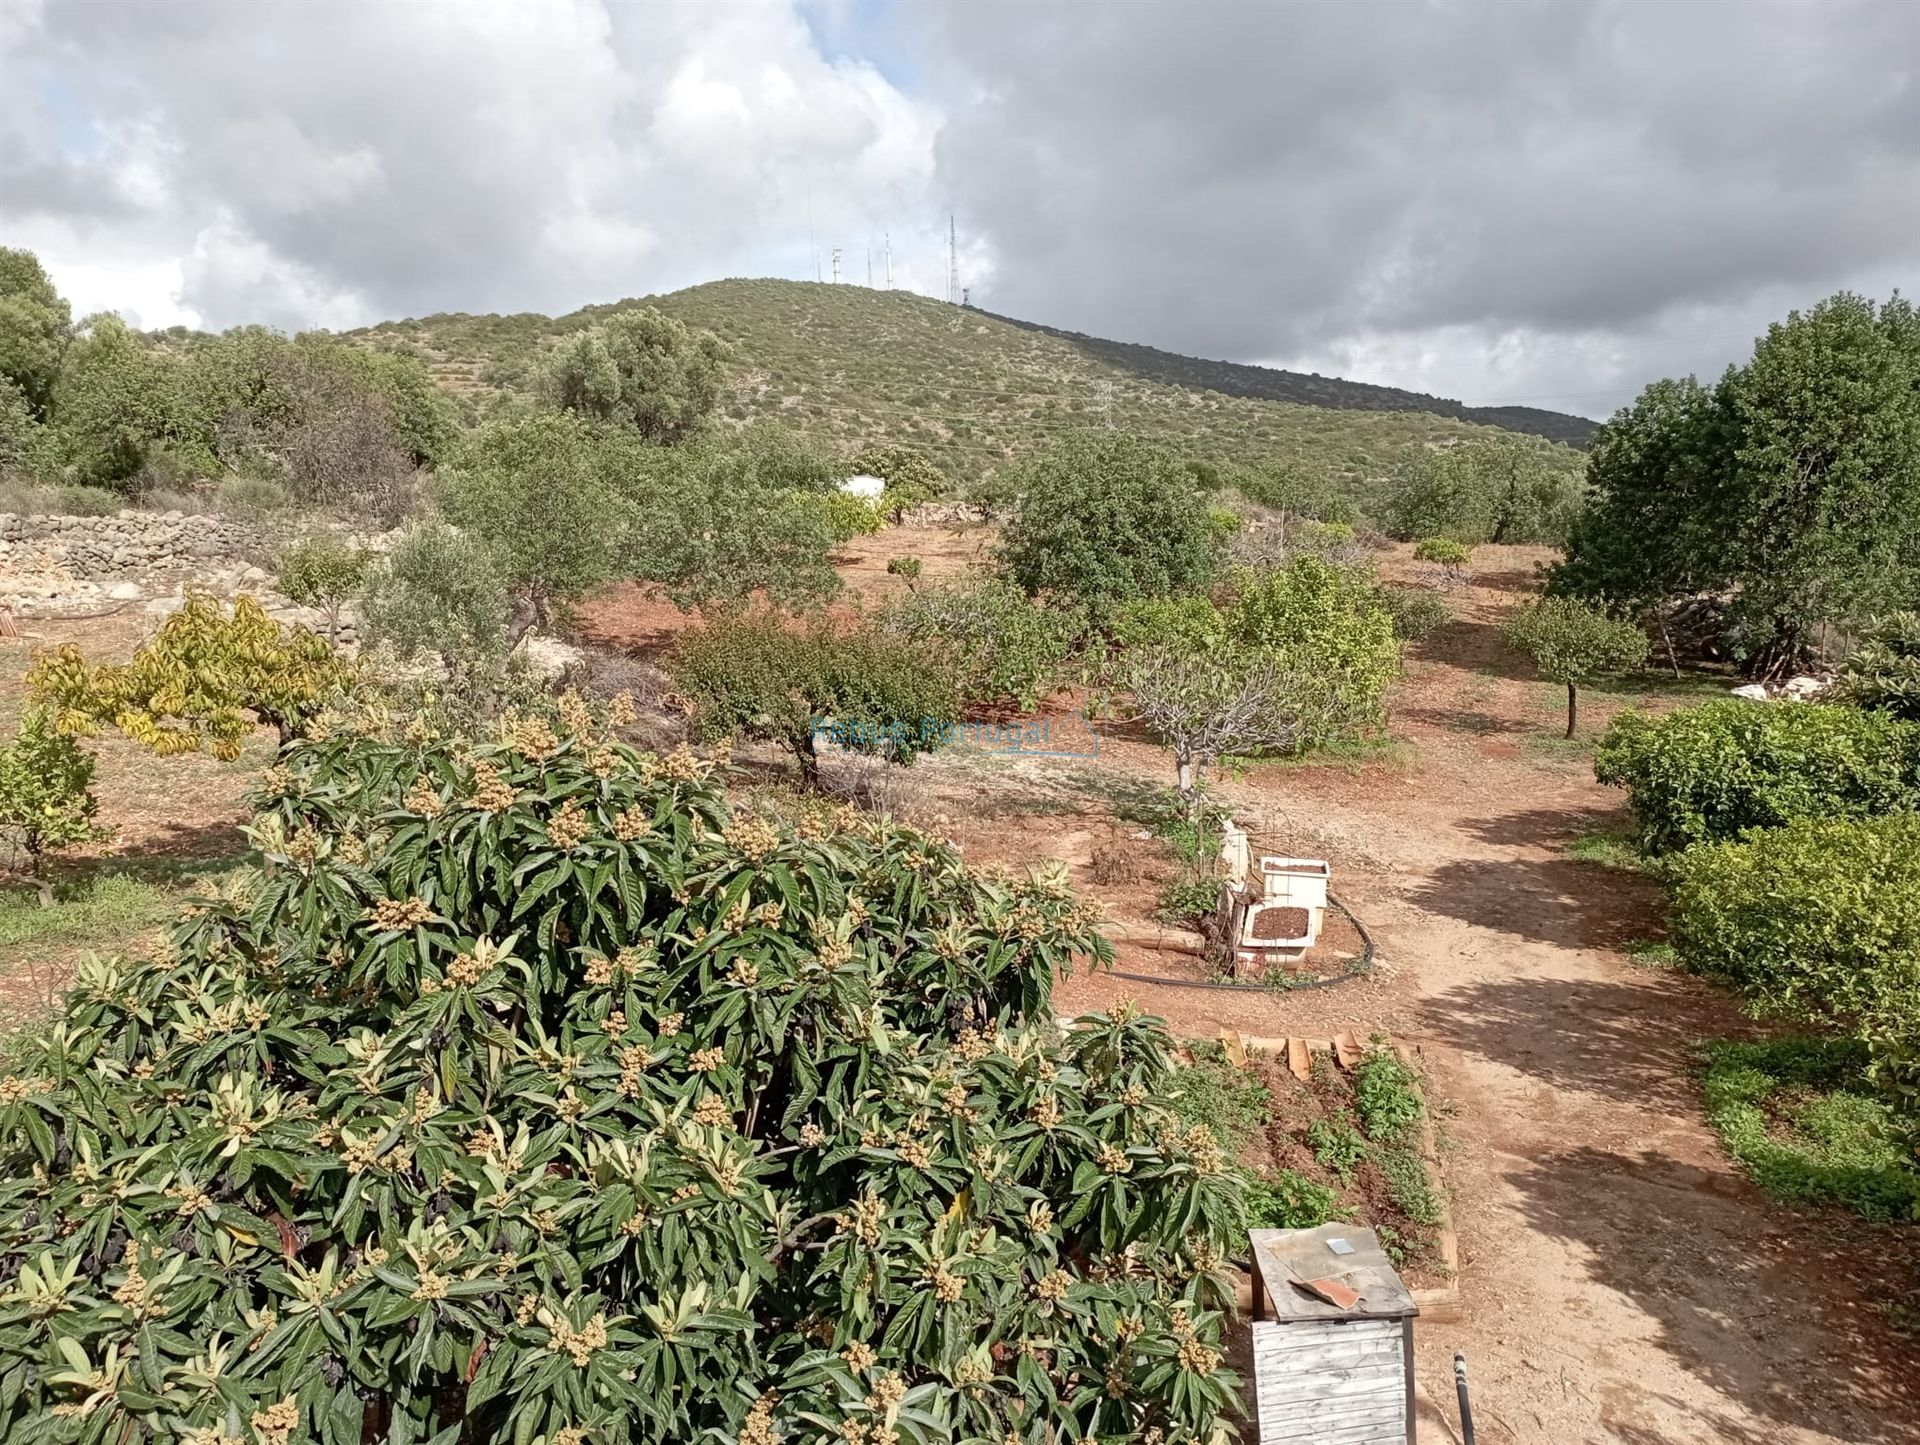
[1226,557,1402,741]
[28,593,352,757]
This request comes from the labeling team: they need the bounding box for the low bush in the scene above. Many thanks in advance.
[360,521,513,700]
[212,473,293,520]
[1224,557,1402,745]
[1243,1168,1341,1230]
[1352,1042,1424,1143]
[0,718,1251,1442]
[0,711,100,907]
[1671,814,1920,1150]
[881,578,1076,712]
[1110,595,1227,653]
[1374,1145,1444,1228]
[1593,700,1920,853]
[1412,536,1471,568]
[1839,611,1920,721]
[1168,1042,1271,1157]
[276,535,370,641]
[671,614,959,787]
[1378,583,1449,641]
[1305,1116,1367,1182]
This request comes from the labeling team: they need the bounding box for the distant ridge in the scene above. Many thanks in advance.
[976,308,1598,448]
[350,278,1592,492]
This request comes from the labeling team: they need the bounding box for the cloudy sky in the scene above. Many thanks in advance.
[3,0,1915,419]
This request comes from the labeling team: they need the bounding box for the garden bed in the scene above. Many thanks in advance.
[1171,1033,1460,1316]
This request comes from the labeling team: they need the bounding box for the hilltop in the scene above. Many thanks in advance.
[347,279,1590,489]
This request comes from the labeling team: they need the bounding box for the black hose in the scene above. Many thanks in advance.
[1455,1352,1477,1444]
[1101,890,1375,994]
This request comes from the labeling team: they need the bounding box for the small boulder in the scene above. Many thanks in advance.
[107,580,144,601]
[1729,683,1770,701]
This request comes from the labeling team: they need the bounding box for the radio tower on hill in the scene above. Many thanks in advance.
[947,213,959,305]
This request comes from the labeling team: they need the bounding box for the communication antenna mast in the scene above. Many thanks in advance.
[884,232,893,289]
[831,247,841,284]
[946,213,959,304]
[866,246,873,287]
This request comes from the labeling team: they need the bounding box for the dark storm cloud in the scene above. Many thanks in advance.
[921,0,1920,379]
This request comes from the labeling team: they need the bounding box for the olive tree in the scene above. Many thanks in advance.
[544,306,730,443]
[1505,597,1649,737]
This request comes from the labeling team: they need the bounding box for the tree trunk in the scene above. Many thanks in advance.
[1565,681,1578,739]
[30,851,52,909]
[794,733,822,791]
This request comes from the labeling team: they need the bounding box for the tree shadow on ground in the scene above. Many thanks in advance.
[1407,855,1663,951]
[1396,705,1536,737]
[1467,566,1543,596]
[1508,1143,1920,1445]
[69,820,254,886]
[1453,803,1632,851]
[1418,972,1740,1113]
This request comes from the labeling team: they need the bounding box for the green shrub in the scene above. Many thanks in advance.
[1168,1043,1270,1156]
[1839,611,1920,721]
[803,488,884,543]
[881,578,1077,711]
[671,615,959,787]
[1672,814,1920,1147]
[361,521,513,696]
[276,535,369,640]
[1224,557,1402,743]
[1386,436,1583,544]
[1412,536,1471,567]
[1352,1043,1424,1142]
[213,473,292,519]
[1594,700,1920,853]
[1374,1145,1444,1227]
[1702,1037,1920,1221]
[850,443,946,510]
[442,412,636,630]
[998,433,1219,609]
[1111,595,1227,652]
[1378,583,1449,641]
[1504,596,1649,737]
[1242,1168,1341,1230]
[0,719,1251,1442]
[29,593,350,755]
[1304,1116,1367,1181]
[0,710,100,906]
[1155,875,1224,927]
[542,304,730,442]
[885,555,923,585]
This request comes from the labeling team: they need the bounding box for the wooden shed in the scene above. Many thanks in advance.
[1248,1224,1419,1443]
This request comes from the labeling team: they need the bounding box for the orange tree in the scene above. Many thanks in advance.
[0,699,1247,1444]
[27,592,351,757]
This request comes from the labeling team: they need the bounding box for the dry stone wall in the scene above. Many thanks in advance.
[0,510,380,641]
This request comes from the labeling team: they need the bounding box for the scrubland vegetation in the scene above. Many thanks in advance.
[4,238,1920,1437]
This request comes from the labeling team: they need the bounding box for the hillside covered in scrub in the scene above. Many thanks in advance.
[346,278,1589,490]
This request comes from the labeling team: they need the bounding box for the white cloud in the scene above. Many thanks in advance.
[1,0,942,328]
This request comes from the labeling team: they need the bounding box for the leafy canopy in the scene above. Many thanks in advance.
[1555,292,1920,677]
[1504,597,1648,735]
[0,709,1249,1444]
[28,593,352,756]
[1593,699,1920,854]
[0,247,71,422]
[0,710,99,904]
[543,306,730,443]
[881,579,1079,712]
[998,434,1219,610]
